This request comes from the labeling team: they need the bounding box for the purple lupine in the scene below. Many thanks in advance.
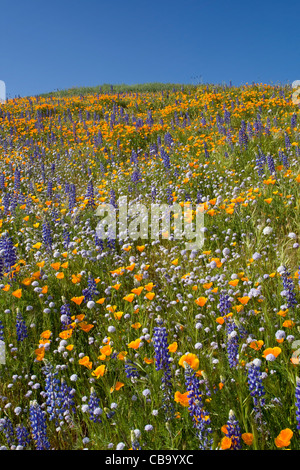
[256,153,265,178]
[16,309,28,342]
[82,274,99,302]
[226,320,239,369]
[0,417,15,447]
[161,147,171,171]
[86,180,95,208]
[0,173,5,189]
[247,359,265,410]
[16,424,31,448]
[62,227,70,249]
[282,152,289,168]
[58,379,75,419]
[46,179,53,199]
[291,113,297,129]
[285,132,291,151]
[184,363,213,449]
[60,299,72,330]
[238,121,248,150]
[29,400,51,450]
[125,359,140,379]
[226,410,241,450]
[0,319,4,341]
[14,167,21,192]
[43,363,61,424]
[218,291,231,317]
[0,231,17,273]
[295,377,300,430]
[164,132,173,148]
[42,221,52,251]
[267,154,276,177]
[281,266,297,309]
[204,141,210,159]
[109,189,117,208]
[166,187,173,205]
[88,387,102,423]
[68,183,76,212]
[153,318,175,420]
[131,169,142,183]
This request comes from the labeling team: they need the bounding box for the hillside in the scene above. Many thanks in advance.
[0,82,300,450]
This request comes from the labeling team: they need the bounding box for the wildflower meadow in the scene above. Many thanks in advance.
[1,82,300,450]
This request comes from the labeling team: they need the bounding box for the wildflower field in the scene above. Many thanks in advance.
[0,82,300,450]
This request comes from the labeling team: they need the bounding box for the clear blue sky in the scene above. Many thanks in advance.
[1,0,299,97]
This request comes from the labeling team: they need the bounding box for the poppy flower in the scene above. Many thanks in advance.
[131,286,144,295]
[220,436,232,450]
[78,322,94,333]
[195,297,207,307]
[127,338,141,349]
[237,296,250,305]
[168,342,178,353]
[242,433,254,445]
[35,347,45,361]
[174,391,189,407]
[40,330,52,339]
[275,428,293,448]
[178,353,199,371]
[145,292,155,300]
[78,356,93,369]
[92,365,106,378]
[262,347,281,359]
[59,329,73,340]
[12,289,22,298]
[144,282,155,291]
[71,296,85,305]
[123,294,135,302]
[51,262,61,270]
[114,311,124,320]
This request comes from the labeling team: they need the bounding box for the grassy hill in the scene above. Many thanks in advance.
[0,81,300,450]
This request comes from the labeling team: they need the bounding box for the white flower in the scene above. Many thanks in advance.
[275,330,286,340]
[263,227,273,235]
[87,301,95,309]
[144,424,153,432]
[288,232,297,239]
[116,442,125,450]
[265,354,276,361]
[252,358,261,367]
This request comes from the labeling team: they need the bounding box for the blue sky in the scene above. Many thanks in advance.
[1,0,299,97]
